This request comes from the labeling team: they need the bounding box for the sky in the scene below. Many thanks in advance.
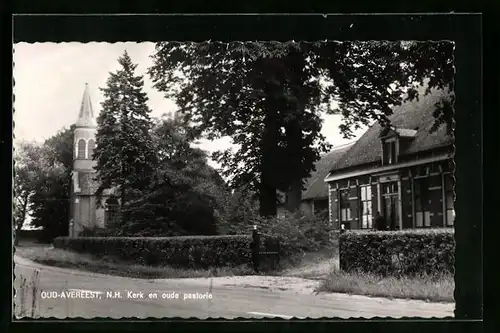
[13,42,368,169]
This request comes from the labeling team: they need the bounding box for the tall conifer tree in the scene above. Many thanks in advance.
[93,51,157,222]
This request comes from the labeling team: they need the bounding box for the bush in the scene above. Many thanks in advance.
[339,228,455,276]
[53,235,262,269]
[249,210,336,262]
[15,229,50,244]
[80,226,114,237]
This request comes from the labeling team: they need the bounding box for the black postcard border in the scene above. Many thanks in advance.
[3,12,491,333]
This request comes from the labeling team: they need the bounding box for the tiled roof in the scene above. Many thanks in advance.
[329,89,454,173]
[302,143,353,200]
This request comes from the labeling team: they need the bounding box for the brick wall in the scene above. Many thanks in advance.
[371,184,378,219]
[428,174,444,227]
[401,178,413,229]
[329,183,339,229]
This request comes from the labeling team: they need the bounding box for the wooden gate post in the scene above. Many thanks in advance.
[251,225,260,273]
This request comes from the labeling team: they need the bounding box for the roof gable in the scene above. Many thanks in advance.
[330,89,454,173]
[301,143,353,200]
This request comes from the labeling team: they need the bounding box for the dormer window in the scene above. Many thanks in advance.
[382,139,397,165]
[380,126,416,166]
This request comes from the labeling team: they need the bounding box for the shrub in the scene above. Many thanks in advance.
[80,226,114,237]
[53,235,271,269]
[248,210,336,262]
[15,229,49,244]
[339,228,455,276]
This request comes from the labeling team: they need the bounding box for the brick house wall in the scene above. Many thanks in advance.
[327,159,454,231]
[371,183,378,219]
[401,175,413,229]
[328,183,339,229]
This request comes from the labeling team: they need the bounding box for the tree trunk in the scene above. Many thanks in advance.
[259,105,278,217]
[14,194,29,246]
[284,109,304,213]
[120,186,126,226]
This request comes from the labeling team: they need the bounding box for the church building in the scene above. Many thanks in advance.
[69,83,117,237]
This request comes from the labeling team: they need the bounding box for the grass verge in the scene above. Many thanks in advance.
[15,245,454,303]
[317,267,455,303]
[14,269,41,318]
[15,246,255,279]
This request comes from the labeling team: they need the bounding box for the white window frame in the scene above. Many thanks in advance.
[382,138,398,165]
[360,184,373,229]
[339,189,352,224]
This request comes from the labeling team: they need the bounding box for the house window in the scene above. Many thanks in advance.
[444,174,455,226]
[77,139,86,159]
[360,185,372,229]
[382,182,398,194]
[382,140,397,165]
[339,189,351,229]
[414,178,431,227]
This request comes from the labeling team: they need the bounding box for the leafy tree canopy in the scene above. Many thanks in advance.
[24,126,74,241]
[117,115,229,236]
[149,41,454,215]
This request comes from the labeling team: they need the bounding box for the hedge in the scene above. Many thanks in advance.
[15,229,48,243]
[53,235,274,269]
[339,228,455,276]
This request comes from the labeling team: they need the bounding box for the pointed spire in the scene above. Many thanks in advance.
[76,83,97,128]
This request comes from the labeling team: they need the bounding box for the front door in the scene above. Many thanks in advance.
[381,182,400,230]
[383,194,399,230]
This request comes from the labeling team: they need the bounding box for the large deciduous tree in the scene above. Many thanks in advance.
[26,125,75,242]
[13,141,44,243]
[148,41,454,216]
[120,114,228,236]
[93,51,157,223]
[149,42,331,216]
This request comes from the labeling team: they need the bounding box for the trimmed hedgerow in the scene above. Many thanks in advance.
[339,228,455,276]
[53,235,262,269]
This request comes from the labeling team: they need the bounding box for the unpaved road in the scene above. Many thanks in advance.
[13,255,454,319]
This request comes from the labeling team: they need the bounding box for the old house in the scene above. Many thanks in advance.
[324,90,455,230]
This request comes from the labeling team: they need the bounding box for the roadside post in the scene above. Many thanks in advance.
[251,225,260,273]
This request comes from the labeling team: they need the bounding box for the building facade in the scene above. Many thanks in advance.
[324,90,455,230]
[69,83,115,237]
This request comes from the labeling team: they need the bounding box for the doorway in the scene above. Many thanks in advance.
[381,182,400,230]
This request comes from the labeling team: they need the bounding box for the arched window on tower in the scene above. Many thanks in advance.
[77,139,86,159]
[87,139,96,160]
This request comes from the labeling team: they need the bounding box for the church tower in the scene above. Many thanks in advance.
[69,83,103,236]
